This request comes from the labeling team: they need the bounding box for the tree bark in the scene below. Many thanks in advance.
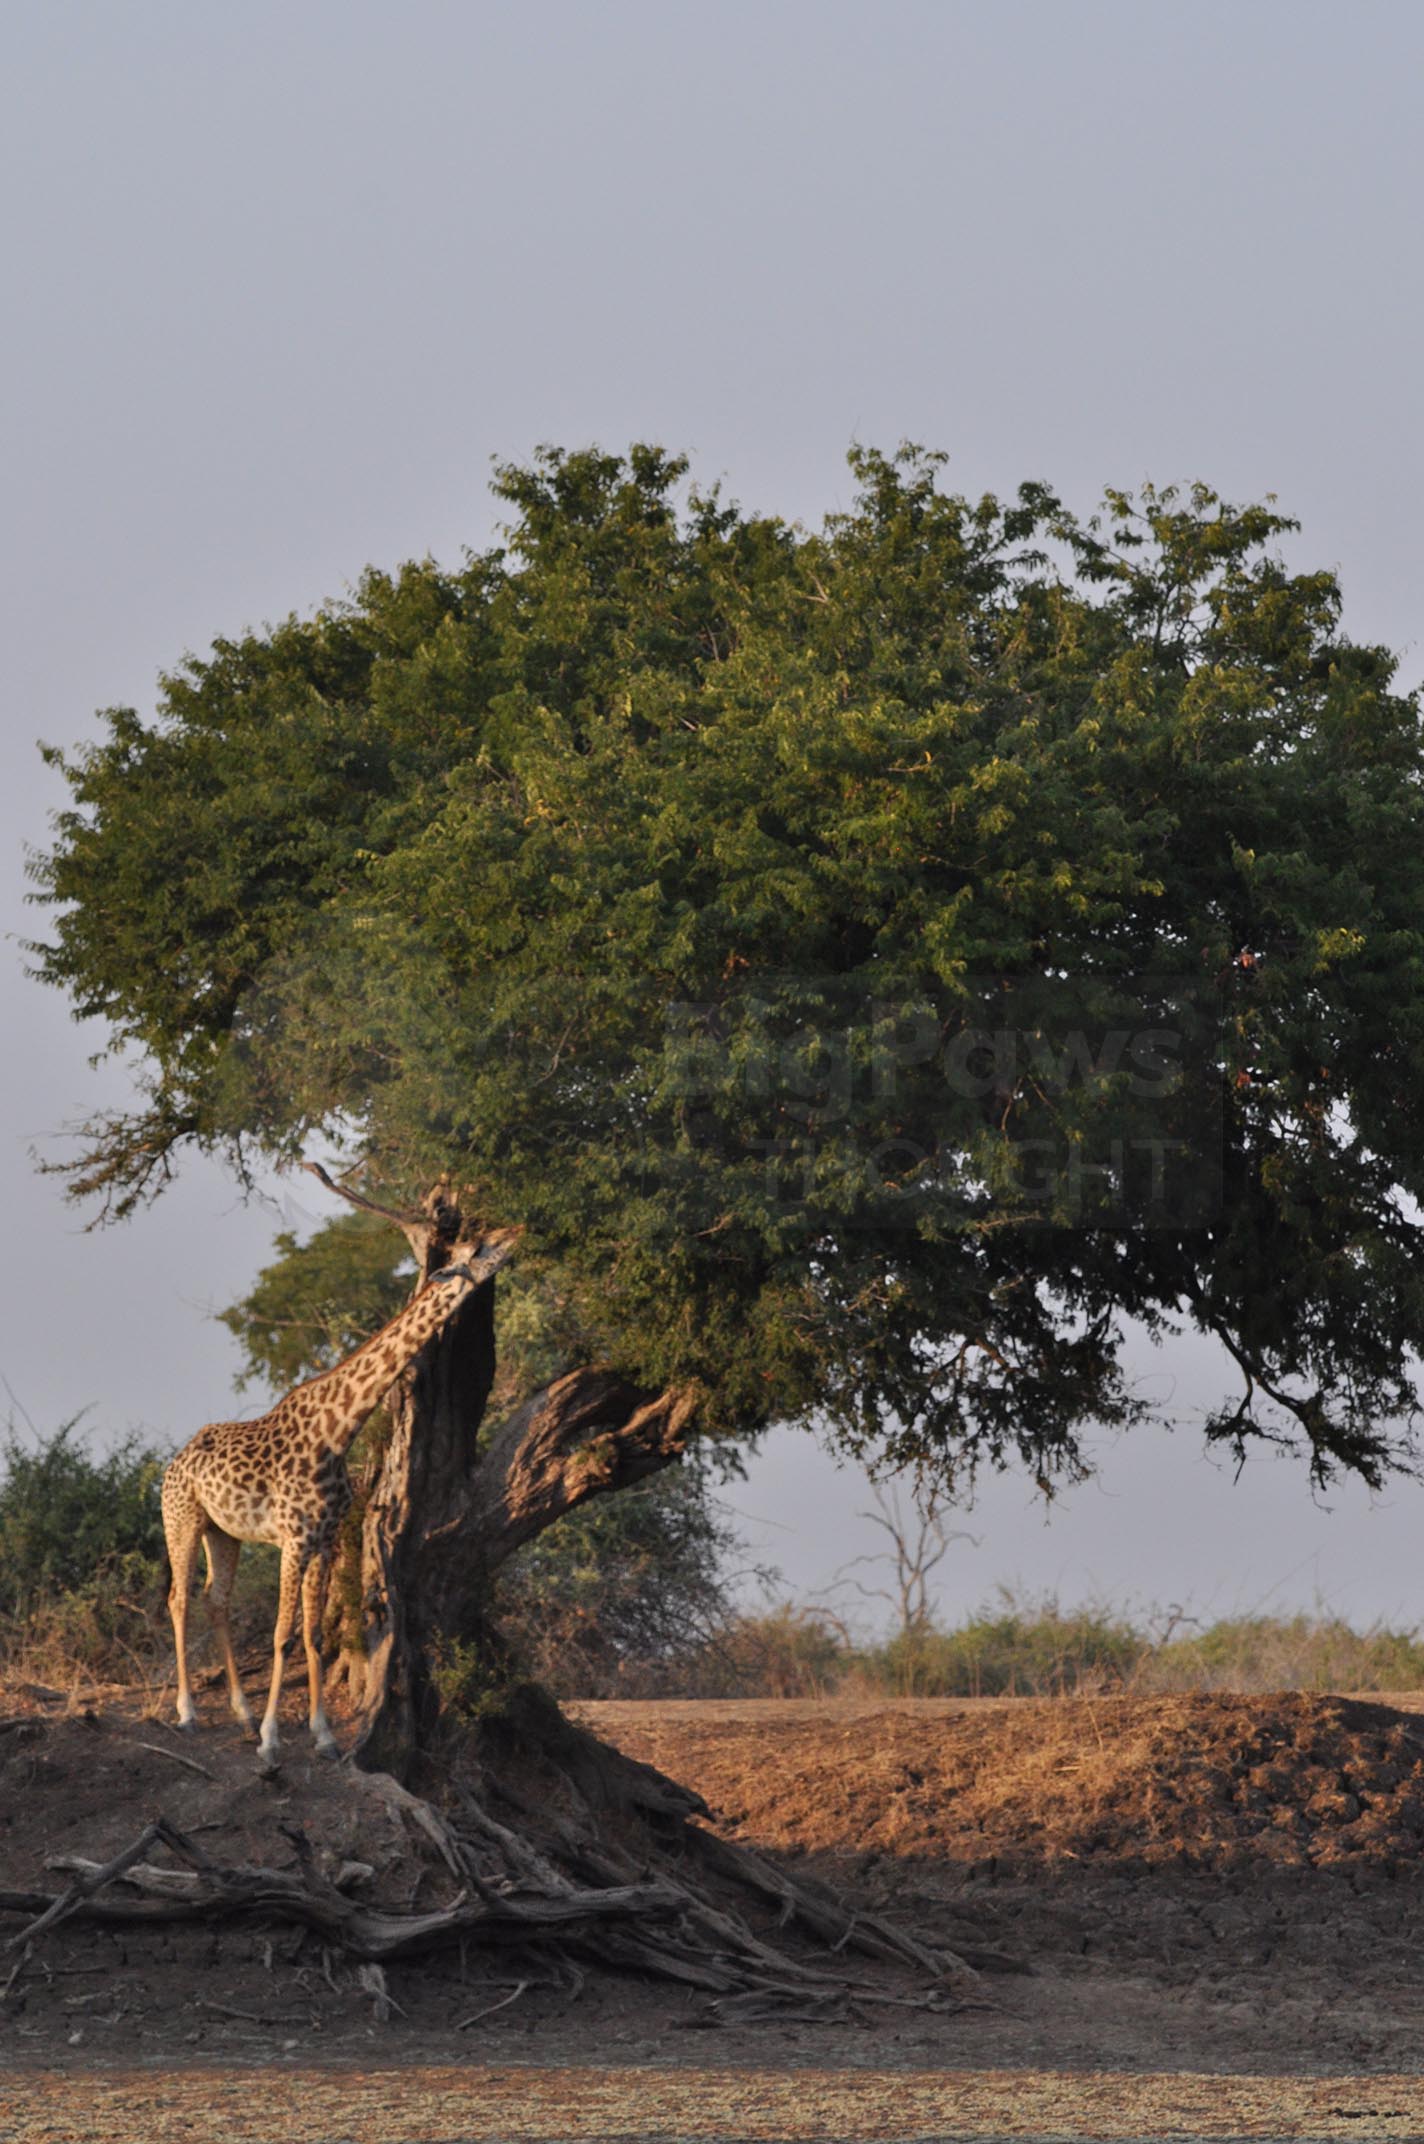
[463,1371,699,1573]
[346,1218,499,1771]
[337,1191,696,1776]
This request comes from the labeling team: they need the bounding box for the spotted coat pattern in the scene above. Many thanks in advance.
[161,1238,489,1762]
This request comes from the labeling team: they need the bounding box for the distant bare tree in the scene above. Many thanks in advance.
[829,1478,979,1639]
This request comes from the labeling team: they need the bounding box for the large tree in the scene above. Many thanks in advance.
[31,444,1424,1768]
[218,1210,744,1701]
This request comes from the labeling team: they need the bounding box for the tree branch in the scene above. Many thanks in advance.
[468,1371,699,1568]
[299,1160,435,1259]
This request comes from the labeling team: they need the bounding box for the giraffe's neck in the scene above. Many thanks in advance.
[271,1268,474,1452]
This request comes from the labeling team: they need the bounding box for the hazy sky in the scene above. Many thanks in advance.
[4,2,1424,1633]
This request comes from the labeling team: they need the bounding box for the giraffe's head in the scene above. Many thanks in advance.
[431,1227,520,1287]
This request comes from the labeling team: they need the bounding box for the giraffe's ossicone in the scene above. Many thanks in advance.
[161,1230,514,1764]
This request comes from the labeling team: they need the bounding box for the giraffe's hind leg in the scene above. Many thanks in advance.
[202,1525,254,1731]
[302,1551,339,1757]
[162,1478,205,1731]
[258,1539,304,1767]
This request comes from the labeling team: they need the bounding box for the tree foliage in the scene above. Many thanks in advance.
[218,1212,416,1393]
[32,444,1424,1488]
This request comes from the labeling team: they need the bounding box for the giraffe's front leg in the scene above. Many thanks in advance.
[258,1540,304,1767]
[302,1551,339,1758]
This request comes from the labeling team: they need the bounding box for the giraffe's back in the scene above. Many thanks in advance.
[164,1415,334,1547]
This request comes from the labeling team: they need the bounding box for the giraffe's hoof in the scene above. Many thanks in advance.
[313,1738,340,1761]
[175,1715,199,1735]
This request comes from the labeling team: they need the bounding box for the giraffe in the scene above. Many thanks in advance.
[161,1229,515,1764]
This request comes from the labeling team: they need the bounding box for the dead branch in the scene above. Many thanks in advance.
[299,1160,433,1257]
[0,1892,52,1916]
[0,1699,973,2007]
[680,1823,970,1977]
[357,1961,405,2021]
[124,1739,216,1779]
[30,1818,690,1961]
[193,1996,307,2026]
[457,1979,530,2028]
[472,1372,698,1566]
[10,1818,172,1947]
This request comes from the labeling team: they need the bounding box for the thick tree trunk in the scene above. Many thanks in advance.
[346,1222,499,1771]
[342,1198,696,1776]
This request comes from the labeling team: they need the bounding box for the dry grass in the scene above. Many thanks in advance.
[579,1689,1424,1874]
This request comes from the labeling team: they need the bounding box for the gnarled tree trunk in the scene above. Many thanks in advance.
[329,1187,695,1776]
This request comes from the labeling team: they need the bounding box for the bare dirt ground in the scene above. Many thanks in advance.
[6,1683,1424,2138]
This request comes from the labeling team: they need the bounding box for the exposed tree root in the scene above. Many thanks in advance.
[11,1813,687,1961]
[0,1688,981,2016]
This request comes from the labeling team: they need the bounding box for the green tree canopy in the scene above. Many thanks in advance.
[32,444,1424,1488]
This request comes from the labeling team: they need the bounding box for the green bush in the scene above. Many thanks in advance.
[1142,1612,1424,1694]
[859,1594,1144,1697]
[561,1586,1424,1703]
[0,1418,172,1682]
[0,1417,167,1618]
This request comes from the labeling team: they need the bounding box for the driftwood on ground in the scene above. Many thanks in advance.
[0,1693,979,2016]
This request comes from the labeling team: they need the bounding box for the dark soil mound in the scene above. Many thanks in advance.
[0,1682,957,2064]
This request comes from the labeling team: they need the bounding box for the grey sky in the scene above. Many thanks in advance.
[4,2,1423,1631]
